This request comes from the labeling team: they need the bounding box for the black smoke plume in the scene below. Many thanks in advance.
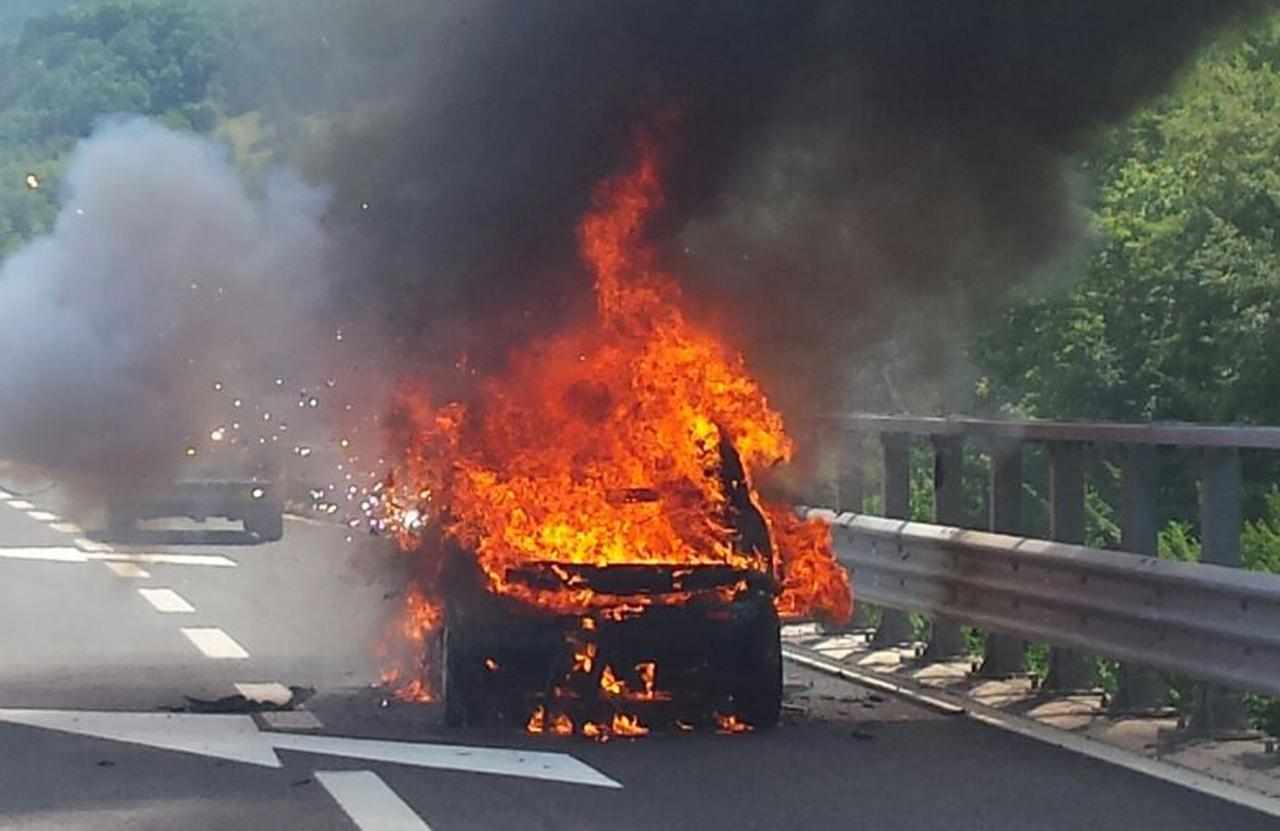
[301,0,1274,414]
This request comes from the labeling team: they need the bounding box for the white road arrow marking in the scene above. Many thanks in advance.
[0,709,621,788]
[0,710,280,767]
[271,731,620,787]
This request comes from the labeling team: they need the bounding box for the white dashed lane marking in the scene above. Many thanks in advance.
[316,770,433,831]
[181,627,249,659]
[73,537,113,553]
[0,544,235,570]
[7,500,34,510]
[104,562,150,578]
[0,546,86,562]
[48,521,83,535]
[96,552,236,567]
[25,510,59,522]
[0,489,12,499]
[138,588,195,614]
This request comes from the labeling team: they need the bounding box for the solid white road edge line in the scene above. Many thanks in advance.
[316,770,434,831]
[782,647,1280,820]
[782,648,963,714]
[181,627,249,659]
[138,588,195,614]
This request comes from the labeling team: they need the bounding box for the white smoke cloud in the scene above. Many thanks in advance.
[0,117,344,497]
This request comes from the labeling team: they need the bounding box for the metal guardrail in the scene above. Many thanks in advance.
[801,507,1280,698]
[825,412,1280,449]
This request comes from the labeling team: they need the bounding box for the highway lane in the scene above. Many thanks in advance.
[0,486,397,710]
[0,478,1275,830]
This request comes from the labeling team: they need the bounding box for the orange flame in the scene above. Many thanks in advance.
[636,661,657,700]
[378,587,444,702]
[715,713,753,734]
[551,712,575,736]
[573,643,597,674]
[611,713,650,737]
[769,510,855,624]
[600,665,624,697]
[385,135,850,622]
[380,130,852,716]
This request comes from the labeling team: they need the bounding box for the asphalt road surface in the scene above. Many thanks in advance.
[0,474,1274,831]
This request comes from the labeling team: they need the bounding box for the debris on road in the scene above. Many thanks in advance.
[167,685,315,714]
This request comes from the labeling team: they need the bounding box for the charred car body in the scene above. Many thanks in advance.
[430,435,783,730]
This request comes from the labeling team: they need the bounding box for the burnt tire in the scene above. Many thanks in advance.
[442,624,477,727]
[733,603,782,729]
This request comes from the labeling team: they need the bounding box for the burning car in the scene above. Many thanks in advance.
[432,434,783,730]
[373,135,851,738]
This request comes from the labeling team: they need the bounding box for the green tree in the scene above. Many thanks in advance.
[975,18,1280,427]
[0,0,237,254]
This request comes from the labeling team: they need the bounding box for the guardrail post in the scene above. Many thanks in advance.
[872,432,916,646]
[837,430,876,629]
[1193,447,1249,731]
[808,420,841,508]
[1111,444,1168,712]
[979,439,1027,677]
[837,431,865,514]
[925,435,968,658]
[1044,441,1097,691]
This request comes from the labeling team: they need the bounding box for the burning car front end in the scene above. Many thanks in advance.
[436,558,782,732]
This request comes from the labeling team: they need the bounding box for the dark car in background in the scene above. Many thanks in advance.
[107,454,284,542]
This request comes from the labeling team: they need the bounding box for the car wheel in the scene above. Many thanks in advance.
[733,603,782,728]
[107,507,135,541]
[442,624,473,727]
[245,506,284,541]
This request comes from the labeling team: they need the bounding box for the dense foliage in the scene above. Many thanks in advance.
[973,19,1280,570]
[0,0,234,252]
[975,20,1280,428]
